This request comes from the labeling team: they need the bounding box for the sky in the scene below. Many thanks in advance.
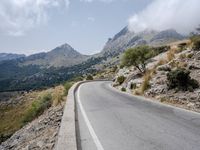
[0,0,199,55]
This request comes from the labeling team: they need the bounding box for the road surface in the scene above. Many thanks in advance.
[75,81,200,150]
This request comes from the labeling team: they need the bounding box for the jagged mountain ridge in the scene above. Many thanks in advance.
[0,53,25,62]
[101,27,185,57]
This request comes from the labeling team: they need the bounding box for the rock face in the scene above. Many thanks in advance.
[0,104,64,150]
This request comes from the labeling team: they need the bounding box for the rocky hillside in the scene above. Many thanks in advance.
[0,104,64,150]
[0,84,69,149]
[0,53,25,62]
[113,39,200,112]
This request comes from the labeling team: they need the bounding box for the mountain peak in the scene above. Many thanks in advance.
[58,43,73,50]
[112,26,131,41]
[50,43,81,56]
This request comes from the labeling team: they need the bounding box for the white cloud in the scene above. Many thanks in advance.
[128,0,200,34]
[0,0,69,36]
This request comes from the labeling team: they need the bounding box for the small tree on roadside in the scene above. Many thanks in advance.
[121,46,153,74]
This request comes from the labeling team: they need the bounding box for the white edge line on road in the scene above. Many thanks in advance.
[77,84,105,150]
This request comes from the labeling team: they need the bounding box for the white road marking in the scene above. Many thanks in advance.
[77,85,105,150]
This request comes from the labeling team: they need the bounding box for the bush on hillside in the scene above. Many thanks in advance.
[64,82,73,95]
[130,83,137,89]
[167,68,199,91]
[121,87,126,92]
[117,76,126,85]
[86,75,93,80]
[22,93,52,124]
[191,35,200,51]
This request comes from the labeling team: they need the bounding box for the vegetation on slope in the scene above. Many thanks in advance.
[0,85,68,144]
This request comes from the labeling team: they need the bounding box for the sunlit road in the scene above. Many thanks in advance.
[76,81,200,150]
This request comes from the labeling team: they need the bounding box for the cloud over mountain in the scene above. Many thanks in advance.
[128,0,200,34]
[0,0,69,36]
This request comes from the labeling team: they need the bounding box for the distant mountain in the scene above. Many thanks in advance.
[22,43,89,68]
[0,43,95,92]
[101,27,185,56]
[0,53,25,62]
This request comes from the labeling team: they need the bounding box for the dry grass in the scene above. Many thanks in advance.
[140,72,152,94]
[178,62,188,68]
[134,89,142,95]
[157,59,167,66]
[169,60,179,68]
[0,101,32,140]
[52,86,65,106]
[167,48,176,62]
[0,85,65,143]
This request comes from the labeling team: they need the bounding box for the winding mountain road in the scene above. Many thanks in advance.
[75,81,200,150]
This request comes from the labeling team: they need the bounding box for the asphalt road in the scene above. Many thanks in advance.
[76,81,200,150]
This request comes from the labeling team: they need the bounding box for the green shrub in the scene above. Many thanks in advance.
[64,82,73,95]
[130,83,137,89]
[86,75,93,80]
[187,53,194,58]
[167,68,199,91]
[191,35,200,50]
[117,76,126,85]
[121,87,126,92]
[119,65,124,69]
[22,93,52,124]
[70,76,83,82]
